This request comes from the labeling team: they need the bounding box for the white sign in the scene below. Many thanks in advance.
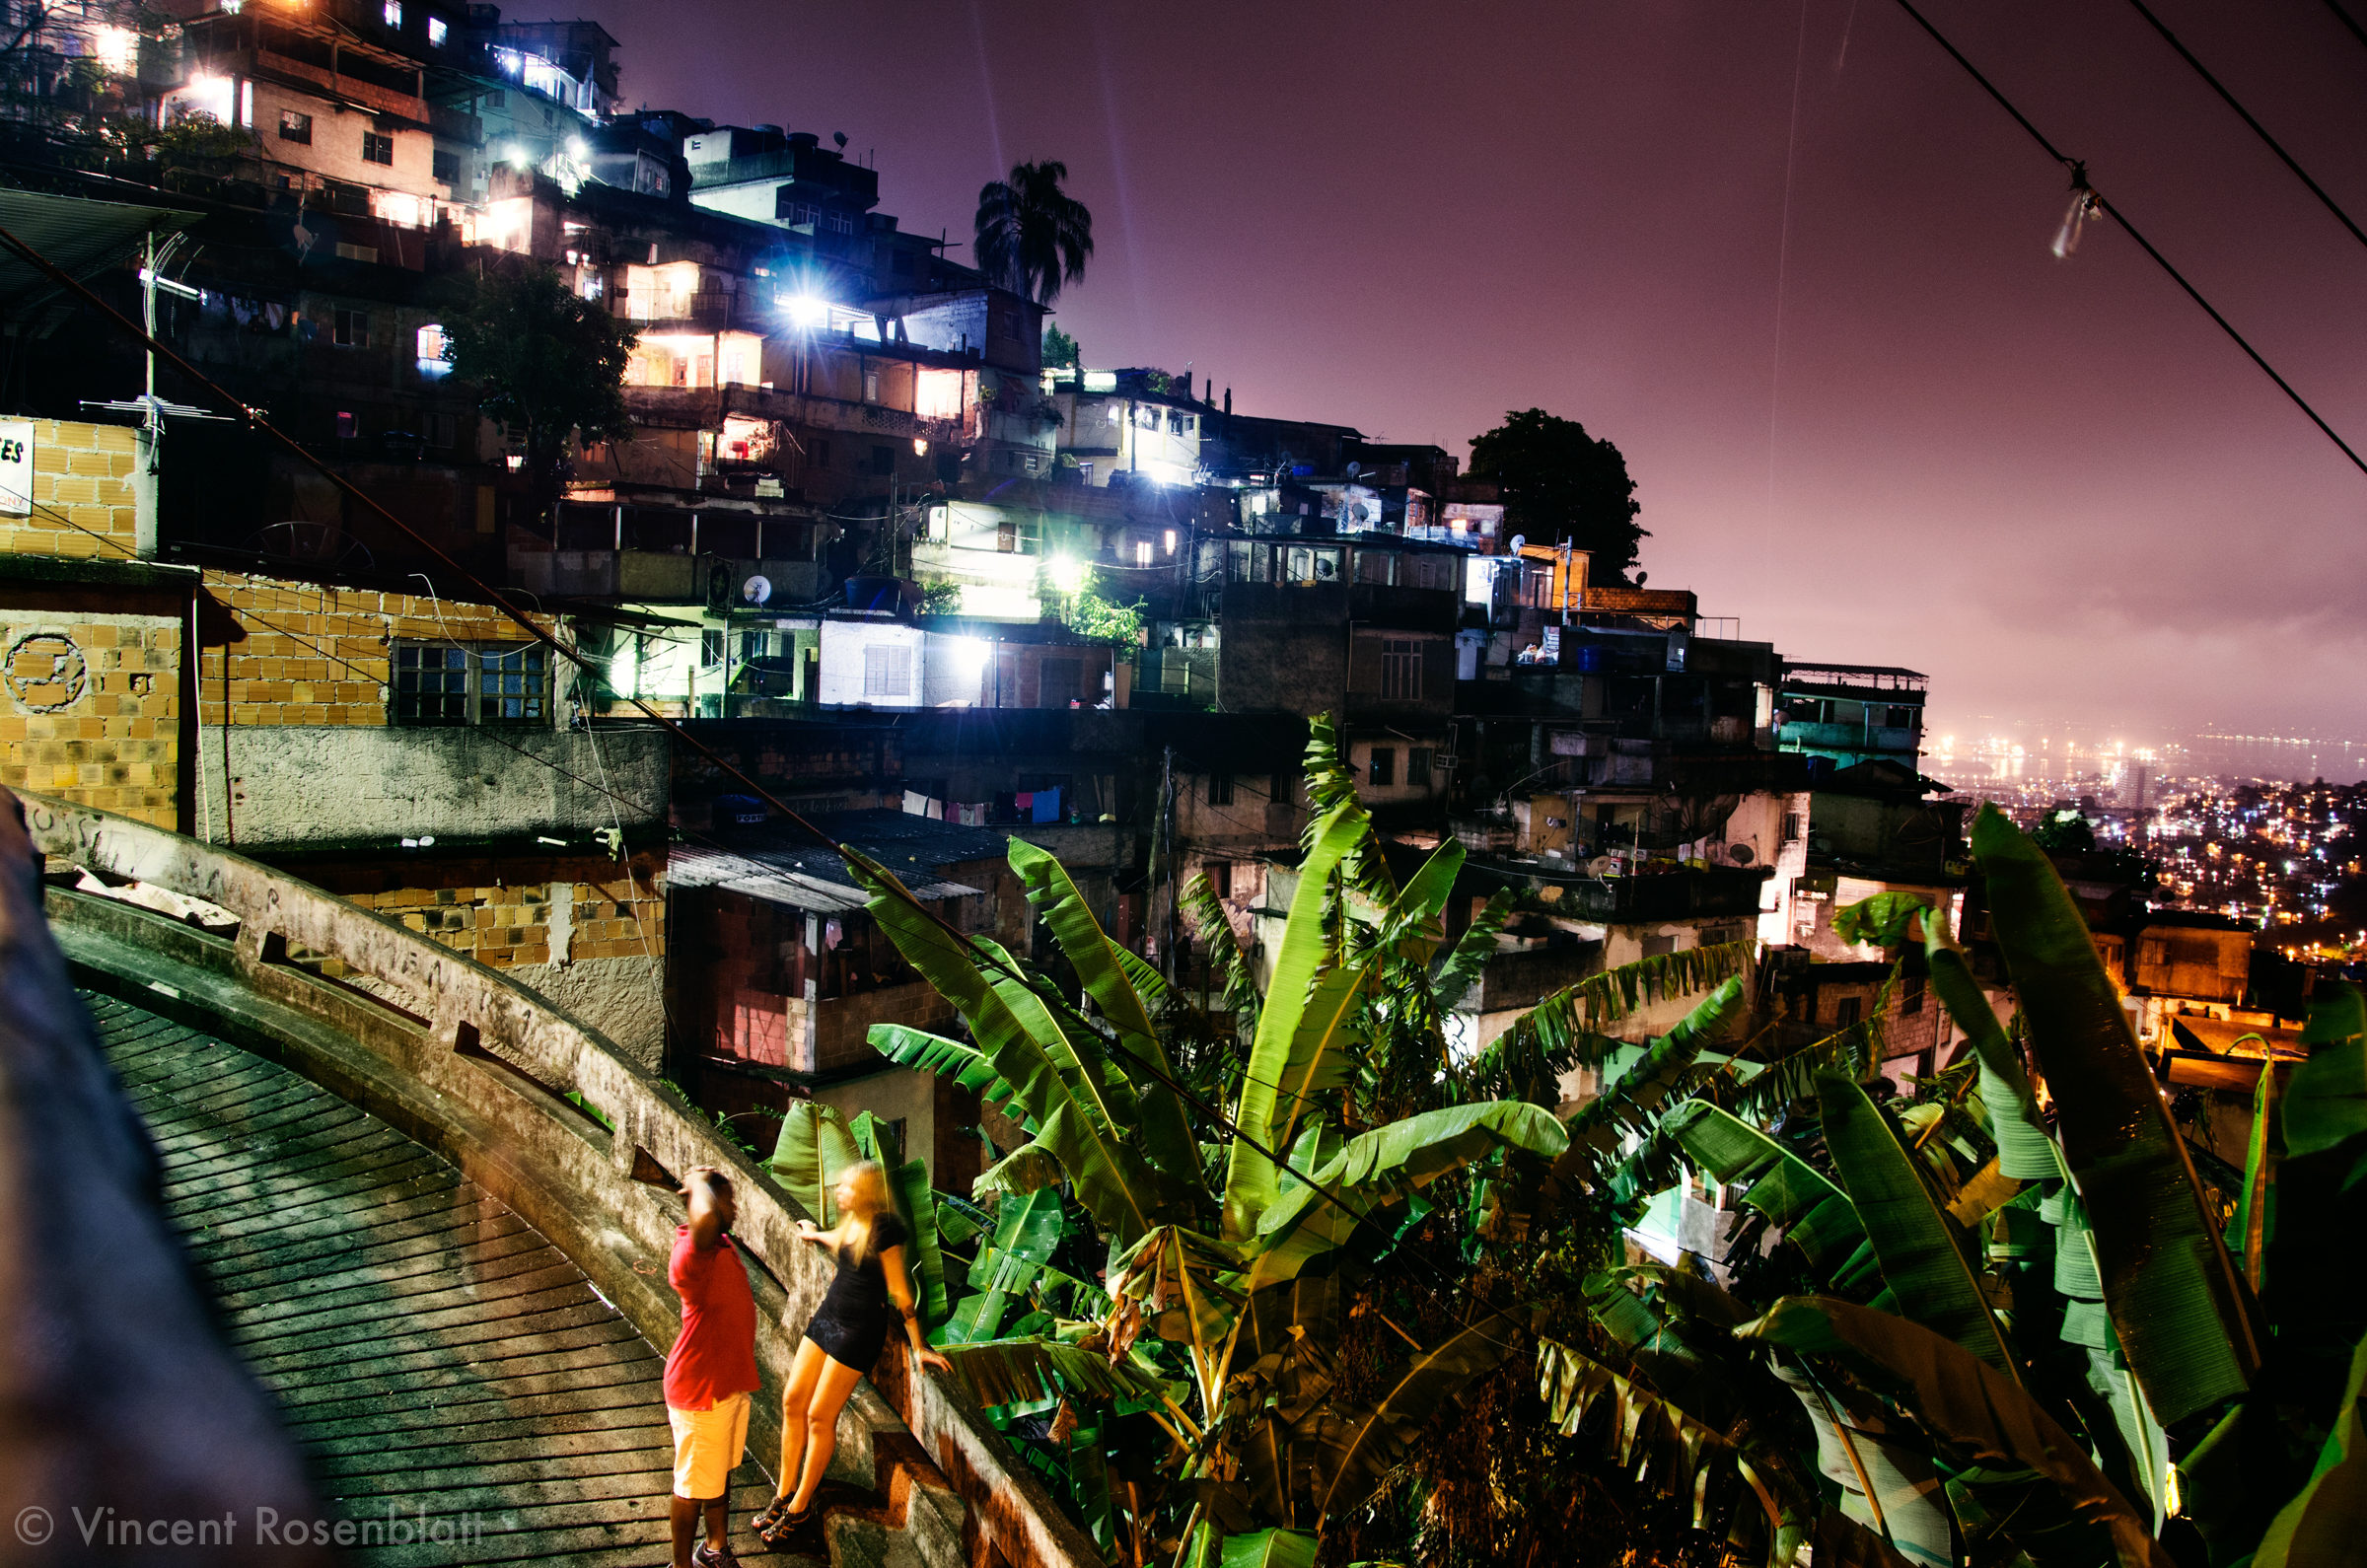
[0,420,32,517]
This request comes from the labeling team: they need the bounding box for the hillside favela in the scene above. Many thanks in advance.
[0,4,2361,1567]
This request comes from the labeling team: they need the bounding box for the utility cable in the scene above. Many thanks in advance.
[2123,0,2367,253]
[1887,0,2367,478]
[0,222,1524,1324]
[2324,0,2367,54]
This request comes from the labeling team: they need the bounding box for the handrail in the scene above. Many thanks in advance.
[23,792,1100,1568]
[0,789,332,1565]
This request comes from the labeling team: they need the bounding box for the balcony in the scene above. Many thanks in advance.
[1561,867,1771,922]
[1780,721,1920,756]
[621,384,968,446]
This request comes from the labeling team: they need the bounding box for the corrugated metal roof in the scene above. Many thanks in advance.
[669,845,979,913]
[0,190,200,311]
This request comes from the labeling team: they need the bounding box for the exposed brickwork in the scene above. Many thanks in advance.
[197,569,566,730]
[293,850,665,974]
[0,614,181,827]
[0,421,141,560]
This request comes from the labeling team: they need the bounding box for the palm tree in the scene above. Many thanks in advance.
[973,160,1094,307]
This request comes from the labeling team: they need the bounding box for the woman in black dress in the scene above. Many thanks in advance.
[752,1161,950,1543]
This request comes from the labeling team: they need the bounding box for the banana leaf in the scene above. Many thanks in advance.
[1558,977,1747,1177]
[1432,889,1517,1014]
[1372,837,1465,962]
[1972,804,2260,1423]
[1831,891,1939,952]
[1184,871,1260,1033]
[1245,1102,1568,1291]
[868,1024,1032,1125]
[847,849,1171,1246]
[2284,1030,2366,1160]
[1490,941,1757,1066]
[1661,1099,1869,1280]
[2237,1050,2283,1293]
[1920,915,2059,1184]
[767,1100,863,1225]
[1747,1294,2174,1568]
[1224,803,1368,1239]
[1813,1509,1929,1568]
[1217,1529,1320,1568]
[1011,835,1204,1191]
[1818,1070,2018,1376]
[1537,1335,1800,1537]
[938,1334,1173,1410]
[973,1136,1065,1197]
[1769,1359,1956,1568]
[1309,1308,1531,1521]
[2252,1324,2367,1568]
[849,1109,950,1321]
[935,1187,1070,1345]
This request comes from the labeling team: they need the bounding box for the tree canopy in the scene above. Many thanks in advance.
[1467,408,1647,584]
[974,160,1094,308]
[441,263,637,515]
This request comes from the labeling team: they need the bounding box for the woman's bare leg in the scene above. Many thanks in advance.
[787,1353,865,1513]
[771,1339,828,1506]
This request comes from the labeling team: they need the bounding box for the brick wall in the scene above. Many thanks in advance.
[197,569,567,729]
[0,611,181,826]
[297,849,665,975]
[0,421,142,561]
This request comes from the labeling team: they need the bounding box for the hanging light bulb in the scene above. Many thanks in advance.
[2051,162,2100,259]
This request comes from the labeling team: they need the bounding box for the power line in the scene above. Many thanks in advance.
[1886,0,2367,478]
[2123,0,2367,252]
[2324,0,2367,54]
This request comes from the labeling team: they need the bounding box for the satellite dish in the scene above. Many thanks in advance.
[742,575,772,606]
[832,131,848,150]
[1345,461,1361,479]
[1509,534,1527,552]
[1587,856,1620,877]
[1728,843,1755,865]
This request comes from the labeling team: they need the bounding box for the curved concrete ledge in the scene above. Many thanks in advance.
[28,793,1101,1568]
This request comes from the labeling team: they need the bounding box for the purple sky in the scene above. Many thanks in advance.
[611,0,2367,751]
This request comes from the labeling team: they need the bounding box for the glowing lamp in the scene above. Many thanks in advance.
[1049,556,1088,594]
[782,294,828,329]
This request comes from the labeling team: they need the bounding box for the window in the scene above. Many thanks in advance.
[1134,540,1152,567]
[863,369,880,403]
[1208,773,1234,807]
[362,131,394,166]
[1886,706,1916,729]
[432,149,460,183]
[383,0,402,26]
[701,629,725,669]
[333,242,379,263]
[332,309,369,347]
[1783,813,1805,843]
[1381,637,1421,700]
[1369,748,1396,788]
[2141,938,2170,967]
[1207,861,1233,898]
[335,410,358,438]
[415,322,449,377]
[869,445,894,476]
[1903,974,1926,1016]
[1407,748,1433,789]
[278,110,312,144]
[1270,771,1292,807]
[476,645,547,722]
[1835,996,1862,1028]
[1642,933,1677,959]
[863,644,911,698]
[394,643,549,725]
[427,14,448,44]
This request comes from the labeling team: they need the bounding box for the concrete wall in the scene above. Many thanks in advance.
[193,723,668,848]
[820,618,924,709]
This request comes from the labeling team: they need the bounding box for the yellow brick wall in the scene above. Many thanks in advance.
[0,421,141,562]
[0,613,180,826]
[198,570,565,729]
[315,853,666,974]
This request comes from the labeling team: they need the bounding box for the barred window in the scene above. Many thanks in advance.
[362,131,394,166]
[394,642,548,725]
[1369,748,1396,787]
[1381,637,1421,700]
[1407,748,1433,789]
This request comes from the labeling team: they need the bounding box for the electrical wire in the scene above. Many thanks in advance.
[2323,0,2367,54]
[1887,0,2367,478]
[2122,0,2367,252]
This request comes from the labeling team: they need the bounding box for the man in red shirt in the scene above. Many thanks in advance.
[665,1167,760,1568]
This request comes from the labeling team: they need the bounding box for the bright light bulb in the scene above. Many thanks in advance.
[782,294,827,329]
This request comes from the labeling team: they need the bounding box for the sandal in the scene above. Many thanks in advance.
[753,1497,813,1547]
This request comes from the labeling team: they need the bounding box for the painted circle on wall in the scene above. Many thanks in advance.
[6,630,86,713]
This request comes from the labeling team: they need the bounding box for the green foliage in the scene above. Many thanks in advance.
[1041,323,1080,368]
[2033,807,2098,854]
[975,160,1094,307]
[439,263,637,511]
[1061,583,1146,650]
[920,580,964,615]
[1466,408,1648,584]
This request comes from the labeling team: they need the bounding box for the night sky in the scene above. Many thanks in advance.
[610,0,2367,753]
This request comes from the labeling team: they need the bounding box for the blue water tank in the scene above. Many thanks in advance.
[1573,644,1609,673]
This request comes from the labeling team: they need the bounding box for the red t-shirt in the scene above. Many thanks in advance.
[663,1226,759,1411]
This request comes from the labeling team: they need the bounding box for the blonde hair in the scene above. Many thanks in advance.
[835,1161,893,1263]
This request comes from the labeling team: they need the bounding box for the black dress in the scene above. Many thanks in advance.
[803,1212,909,1371]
